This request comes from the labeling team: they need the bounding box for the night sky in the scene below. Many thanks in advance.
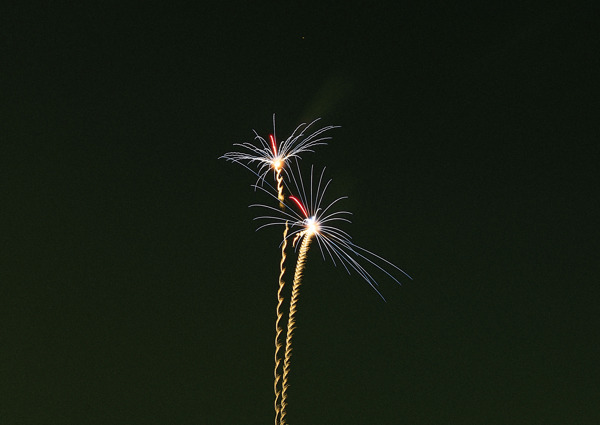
[3,3,598,424]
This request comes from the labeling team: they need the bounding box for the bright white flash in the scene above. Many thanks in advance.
[305,216,319,235]
[271,157,283,171]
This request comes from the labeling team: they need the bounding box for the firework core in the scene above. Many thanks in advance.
[305,217,319,235]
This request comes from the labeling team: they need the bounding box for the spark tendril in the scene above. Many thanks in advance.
[288,195,308,218]
[269,134,278,158]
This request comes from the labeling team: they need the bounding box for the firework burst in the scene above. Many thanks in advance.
[252,161,412,301]
[252,161,411,425]
[221,116,337,425]
[219,114,338,187]
[222,117,410,425]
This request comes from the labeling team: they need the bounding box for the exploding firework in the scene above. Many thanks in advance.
[252,161,411,425]
[219,114,338,188]
[222,118,410,425]
[221,116,337,425]
[252,161,412,301]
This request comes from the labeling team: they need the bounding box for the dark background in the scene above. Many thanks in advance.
[2,2,598,424]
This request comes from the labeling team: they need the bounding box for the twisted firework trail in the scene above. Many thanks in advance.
[275,159,285,208]
[273,217,288,425]
[279,232,312,425]
[273,134,288,425]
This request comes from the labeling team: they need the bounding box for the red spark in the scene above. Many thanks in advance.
[269,134,278,157]
[289,196,308,218]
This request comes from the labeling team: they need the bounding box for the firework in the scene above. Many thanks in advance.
[222,117,410,424]
[219,114,338,189]
[252,161,412,301]
[279,231,312,425]
[272,221,288,425]
[221,117,337,425]
[252,161,411,425]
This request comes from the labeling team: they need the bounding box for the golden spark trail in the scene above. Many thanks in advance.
[280,233,312,425]
[275,166,285,208]
[273,219,289,425]
[273,166,287,425]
